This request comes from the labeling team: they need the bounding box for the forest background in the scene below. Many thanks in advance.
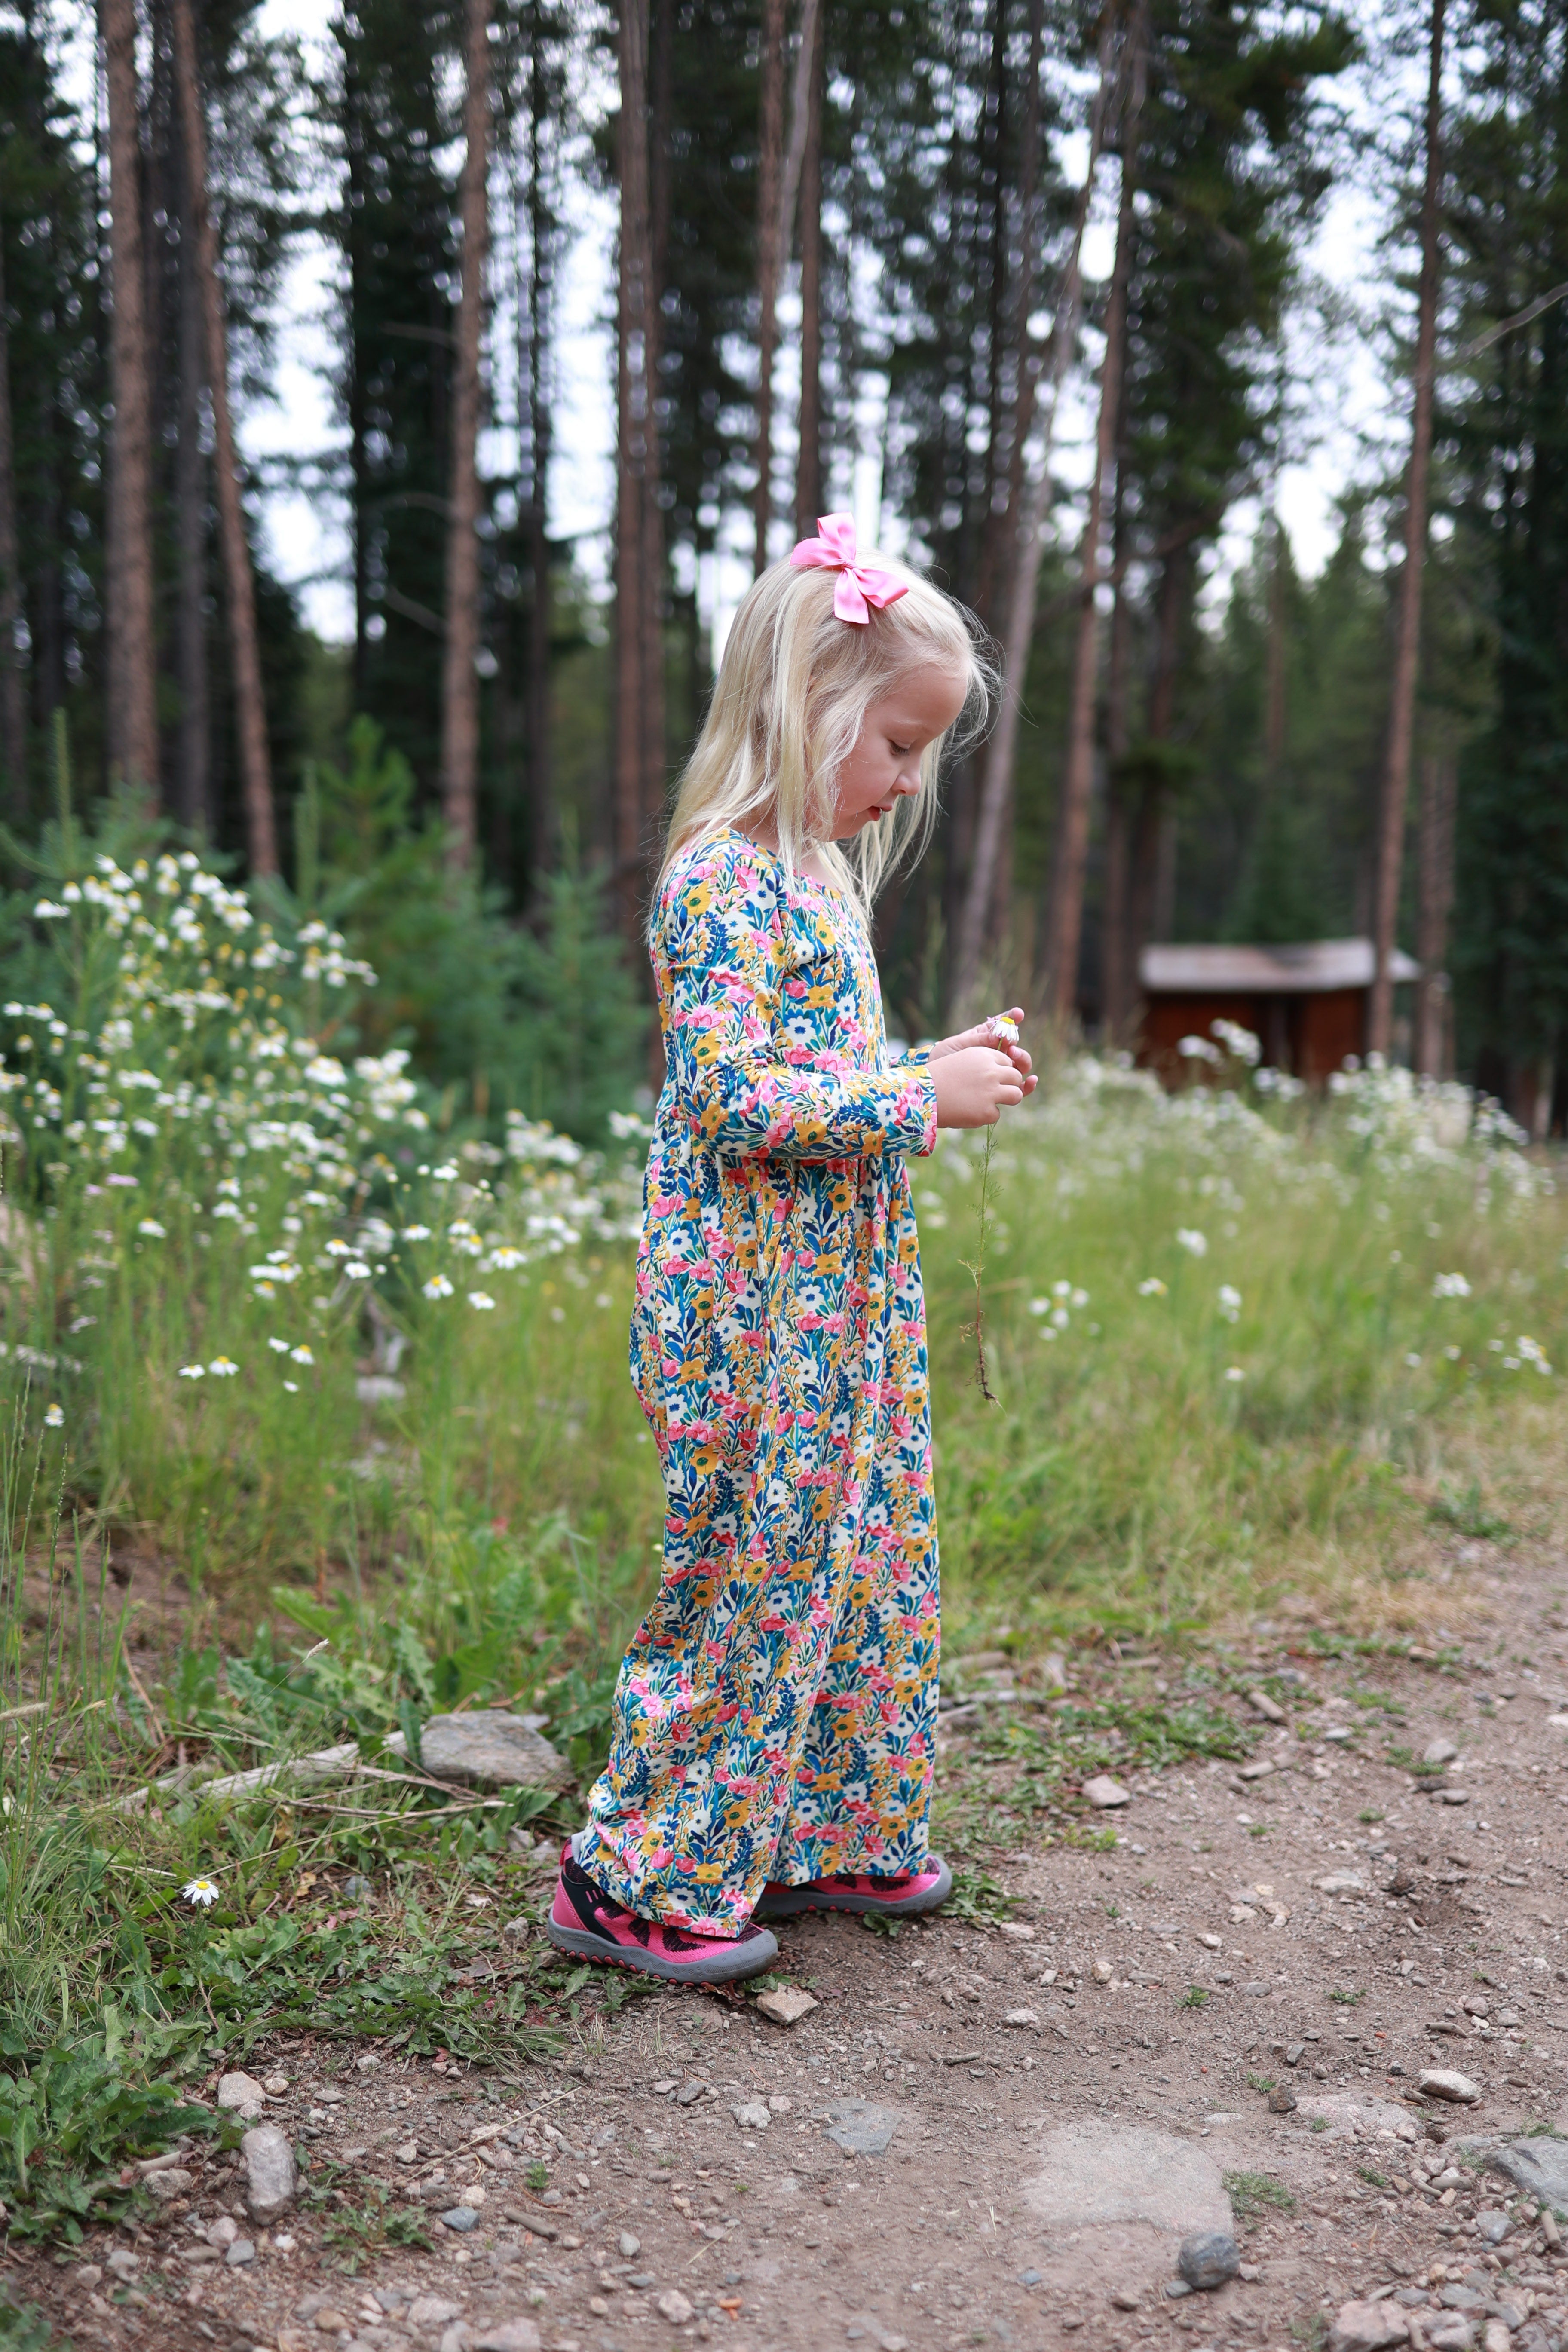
[0,0,1565,1136]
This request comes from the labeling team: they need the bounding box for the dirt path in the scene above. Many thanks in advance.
[18,1548,1568,2352]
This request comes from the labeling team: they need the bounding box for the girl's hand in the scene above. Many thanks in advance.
[927,1006,1038,1100]
[931,1047,1025,1130]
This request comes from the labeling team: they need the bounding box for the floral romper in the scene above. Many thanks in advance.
[577,831,941,1938]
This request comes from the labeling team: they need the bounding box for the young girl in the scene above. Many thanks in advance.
[548,516,1035,1984]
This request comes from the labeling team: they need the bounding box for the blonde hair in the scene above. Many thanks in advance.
[656,545,993,920]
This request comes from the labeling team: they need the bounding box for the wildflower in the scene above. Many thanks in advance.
[1177,1035,1222,1065]
[1028,1298,1051,1317]
[1138,1277,1167,1297]
[138,1218,167,1239]
[1445,1346,1461,1361]
[423,1273,454,1300]
[1432,1271,1472,1299]
[43,1403,63,1427]
[343,1260,371,1279]
[178,1363,205,1380]
[1405,1353,1422,1369]
[323,1239,352,1258]
[1217,1284,1242,1323]
[182,1877,220,1908]
[32,900,70,921]
[208,1358,239,1378]
[468,1292,496,1311]
[268,1337,290,1353]
[288,1345,315,1366]
[987,1013,1020,1044]
[431,1162,459,1182]
[1224,1366,1245,1383]
[595,1292,612,1308]
[282,1379,299,1393]
[1176,1228,1208,1257]
[488,1246,525,1271]
[403,1224,432,1242]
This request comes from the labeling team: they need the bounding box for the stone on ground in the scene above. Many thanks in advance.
[823,2098,899,2156]
[1023,2122,1231,2239]
[411,1712,570,1792]
[470,2323,543,2352]
[755,1985,819,2027]
[657,2290,695,2324]
[1177,2230,1240,2290]
[1082,1775,1131,1808]
[731,2098,771,2131]
[1328,2300,1410,2352]
[217,2069,267,2119]
[1488,2137,1568,2205]
[241,2122,297,2223]
[1418,2068,1481,2102]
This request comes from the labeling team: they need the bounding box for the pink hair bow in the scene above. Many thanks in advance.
[789,512,909,626]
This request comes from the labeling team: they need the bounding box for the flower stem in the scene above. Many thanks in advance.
[960,1127,1000,1406]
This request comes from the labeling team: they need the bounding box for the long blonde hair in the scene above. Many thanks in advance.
[656,543,993,920]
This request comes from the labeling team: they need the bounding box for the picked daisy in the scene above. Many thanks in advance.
[182,1876,220,1908]
[986,1012,1020,1044]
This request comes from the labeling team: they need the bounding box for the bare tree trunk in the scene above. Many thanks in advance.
[1370,0,1446,1057]
[103,0,159,804]
[643,0,670,847]
[0,221,24,817]
[170,0,277,874]
[615,0,660,935]
[950,0,1120,1015]
[752,0,785,575]
[1041,22,1143,1026]
[793,0,824,537]
[519,21,553,894]
[1263,510,1288,784]
[440,0,492,870]
[174,161,209,836]
[1414,750,1456,1077]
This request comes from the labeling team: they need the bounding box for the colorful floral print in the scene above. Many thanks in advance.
[577,831,942,1939]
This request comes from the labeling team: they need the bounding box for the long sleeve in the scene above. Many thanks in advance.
[655,844,937,1165]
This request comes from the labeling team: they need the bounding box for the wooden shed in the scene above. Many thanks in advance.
[1137,938,1421,1088]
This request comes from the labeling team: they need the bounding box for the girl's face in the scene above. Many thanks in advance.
[830,664,969,839]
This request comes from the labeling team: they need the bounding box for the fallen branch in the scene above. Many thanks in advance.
[109,1739,360,1816]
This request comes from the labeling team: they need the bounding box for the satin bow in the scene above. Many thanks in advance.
[788,512,909,625]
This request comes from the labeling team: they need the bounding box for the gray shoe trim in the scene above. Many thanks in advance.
[754,1853,953,1920]
[544,1913,778,1985]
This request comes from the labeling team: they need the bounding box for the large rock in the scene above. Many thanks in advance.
[470,2325,542,2352]
[415,1712,570,1793]
[1023,2122,1231,2238]
[1488,2137,1568,2208]
[241,2124,297,2224]
[1419,2068,1481,2104]
[822,2098,899,2156]
[1177,2230,1240,2290]
[1328,2300,1409,2352]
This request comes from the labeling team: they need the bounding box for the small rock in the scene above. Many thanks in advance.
[732,2098,771,2132]
[619,2231,640,2258]
[218,2070,268,2121]
[1418,2069,1481,2104]
[998,1922,1036,1940]
[458,2183,487,2208]
[1475,2209,1511,2245]
[1164,2281,1193,2301]
[226,2239,256,2267]
[1092,1959,1114,1983]
[823,2099,898,2156]
[1248,1688,1287,1722]
[1317,1871,1368,1895]
[278,2333,314,2352]
[1439,1788,1472,1805]
[73,2265,103,2288]
[105,2251,140,2281]
[263,2072,290,2095]
[1082,1775,1131,1808]
[656,2290,695,2324]
[312,2314,353,2336]
[1003,2008,1039,2029]
[1268,2086,1298,2113]
[1239,2264,1261,2282]
[1424,1739,1459,1767]
[439,2327,472,2352]
[242,2124,299,2224]
[754,1986,819,2028]
[676,2078,708,2106]
[1178,2231,1240,2291]
[1424,2320,1476,2352]
[769,2093,793,2113]
[440,2206,480,2232]
[1482,2324,1512,2352]
[408,2301,462,2330]
[396,2139,418,2163]
[206,2217,239,2249]
[469,2325,542,2352]
[1439,2290,1488,2314]
[1110,2288,1142,2310]
[143,2167,194,2200]
[417,1713,570,1793]
[1328,2300,1410,2352]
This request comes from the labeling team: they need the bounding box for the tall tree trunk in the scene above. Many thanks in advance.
[170,0,278,875]
[440,0,492,871]
[174,156,209,835]
[1041,20,1143,1026]
[103,0,159,803]
[752,0,785,575]
[520,18,552,896]
[615,0,661,934]
[792,0,824,537]
[0,222,24,817]
[1370,0,1446,1057]
[1263,510,1288,785]
[643,0,670,846]
[951,0,1121,1015]
[1414,750,1456,1077]
[1124,542,1188,970]
[971,0,1011,628]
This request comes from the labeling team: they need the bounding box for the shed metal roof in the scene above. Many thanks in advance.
[1140,937,1421,995]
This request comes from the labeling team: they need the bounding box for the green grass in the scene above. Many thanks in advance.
[1225,2168,1296,2220]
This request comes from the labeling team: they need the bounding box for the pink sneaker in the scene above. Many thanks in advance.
[753,1855,952,1921]
[545,1847,778,1984]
